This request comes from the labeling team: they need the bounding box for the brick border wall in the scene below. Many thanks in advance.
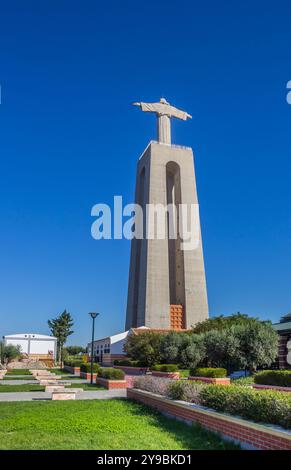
[96,377,127,389]
[80,371,98,380]
[152,371,180,379]
[113,366,148,375]
[189,376,230,385]
[63,365,80,375]
[127,388,291,450]
[253,384,291,393]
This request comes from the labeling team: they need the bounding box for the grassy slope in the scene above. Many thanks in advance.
[0,383,104,392]
[6,369,32,375]
[0,399,240,450]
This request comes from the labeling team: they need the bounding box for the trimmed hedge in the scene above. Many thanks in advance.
[199,384,291,429]
[80,363,100,373]
[190,367,227,378]
[151,364,178,373]
[98,367,125,380]
[254,370,291,388]
[113,359,147,367]
[64,360,84,367]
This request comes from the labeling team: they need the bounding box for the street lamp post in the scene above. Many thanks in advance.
[89,312,99,385]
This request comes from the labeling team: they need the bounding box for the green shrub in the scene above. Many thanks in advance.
[254,370,291,388]
[98,367,125,380]
[64,360,84,368]
[231,376,255,386]
[199,385,291,429]
[190,367,227,378]
[113,359,147,367]
[80,363,100,373]
[151,364,178,373]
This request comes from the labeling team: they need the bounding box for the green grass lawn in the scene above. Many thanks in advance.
[3,376,35,381]
[0,384,44,392]
[6,369,32,375]
[48,368,71,375]
[0,383,104,392]
[179,369,190,378]
[0,399,240,450]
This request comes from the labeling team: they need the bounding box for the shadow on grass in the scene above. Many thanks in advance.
[122,398,241,450]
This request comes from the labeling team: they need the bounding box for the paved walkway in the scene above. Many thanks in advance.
[0,389,126,402]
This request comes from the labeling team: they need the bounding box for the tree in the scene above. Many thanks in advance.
[2,344,22,365]
[234,321,278,372]
[179,334,205,368]
[48,310,74,365]
[159,331,186,364]
[203,328,241,372]
[65,345,85,356]
[192,312,257,334]
[124,331,163,366]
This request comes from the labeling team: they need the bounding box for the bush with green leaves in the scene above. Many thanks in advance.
[80,363,100,373]
[113,359,147,367]
[64,359,84,367]
[254,370,291,387]
[151,364,178,372]
[231,376,255,386]
[124,331,163,366]
[199,384,291,429]
[190,367,227,378]
[98,367,125,380]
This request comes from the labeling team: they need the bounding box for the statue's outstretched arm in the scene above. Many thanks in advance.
[133,102,141,107]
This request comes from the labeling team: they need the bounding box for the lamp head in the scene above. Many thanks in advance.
[89,312,99,319]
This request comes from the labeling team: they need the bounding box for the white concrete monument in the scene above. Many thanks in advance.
[126,97,208,330]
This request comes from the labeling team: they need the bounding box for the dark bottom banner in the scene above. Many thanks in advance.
[0,450,290,466]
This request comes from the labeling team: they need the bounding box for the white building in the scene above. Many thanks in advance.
[87,327,150,365]
[3,333,57,361]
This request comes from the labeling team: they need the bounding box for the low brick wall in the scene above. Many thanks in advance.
[127,388,291,450]
[253,384,291,393]
[63,365,80,375]
[152,371,180,379]
[97,377,127,390]
[80,371,98,380]
[113,366,148,375]
[189,376,230,385]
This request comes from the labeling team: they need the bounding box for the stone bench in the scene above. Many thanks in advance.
[38,379,60,386]
[51,390,76,400]
[45,385,66,392]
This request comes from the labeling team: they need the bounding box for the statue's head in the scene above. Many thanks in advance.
[160,97,170,105]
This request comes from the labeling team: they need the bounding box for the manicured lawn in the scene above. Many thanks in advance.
[0,383,104,392]
[0,399,240,450]
[179,369,190,378]
[0,384,44,392]
[48,368,71,375]
[3,376,35,380]
[66,383,105,390]
[6,369,32,375]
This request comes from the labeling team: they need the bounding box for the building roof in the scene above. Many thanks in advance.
[273,322,291,333]
[4,333,57,340]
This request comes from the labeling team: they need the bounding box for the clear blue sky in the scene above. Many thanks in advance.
[0,1,290,346]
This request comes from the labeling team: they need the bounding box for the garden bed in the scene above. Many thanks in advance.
[128,388,291,450]
[253,384,291,393]
[63,365,80,375]
[189,376,230,385]
[96,377,127,390]
[113,365,148,375]
[80,371,98,380]
[152,371,180,379]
